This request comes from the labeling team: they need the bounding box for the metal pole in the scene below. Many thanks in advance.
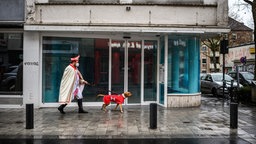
[230,102,238,129]
[26,104,34,129]
[223,53,225,98]
[150,103,157,129]
[236,66,240,88]
[230,71,238,129]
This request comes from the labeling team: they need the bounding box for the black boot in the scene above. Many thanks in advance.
[77,99,88,113]
[58,104,67,114]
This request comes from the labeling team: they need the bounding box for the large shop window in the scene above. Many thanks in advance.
[144,40,157,101]
[0,33,23,94]
[42,37,109,103]
[168,36,200,94]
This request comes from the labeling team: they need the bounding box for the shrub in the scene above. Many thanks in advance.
[238,86,251,103]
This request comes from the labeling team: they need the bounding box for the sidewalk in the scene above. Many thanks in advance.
[0,95,255,143]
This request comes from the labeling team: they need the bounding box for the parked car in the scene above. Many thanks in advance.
[227,71,255,86]
[200,73,207,80]
[0,66,18,91]
[201,73,242,96]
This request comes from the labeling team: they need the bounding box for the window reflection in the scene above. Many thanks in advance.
[168,36,200,94]
[0,33,23,94]
[42,37,109,103]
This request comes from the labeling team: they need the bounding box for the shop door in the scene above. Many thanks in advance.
[111,40,141,104]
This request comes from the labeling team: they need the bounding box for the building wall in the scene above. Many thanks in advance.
[23,0,229,108]
[229,31,253,47]
[224,43,255,73]
[26,0,228,28]
[0,0,24,22]
[31,5,216,26]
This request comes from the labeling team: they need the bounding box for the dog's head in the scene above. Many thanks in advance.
[124,92,132,97]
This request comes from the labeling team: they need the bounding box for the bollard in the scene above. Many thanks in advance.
[230,102,238,129]
[26,104,34,129]
[150,103,157,129]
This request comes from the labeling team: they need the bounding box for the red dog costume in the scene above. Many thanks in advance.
[98,92,132,113]
[103,94,125,105]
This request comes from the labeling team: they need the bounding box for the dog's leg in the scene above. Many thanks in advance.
[102,104,109,112]
[101,104,106,111]
[114,104,119,110]
[119,104,123,113]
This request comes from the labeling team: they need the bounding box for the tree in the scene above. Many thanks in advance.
[243,0,256,79]
[201,36,221,73]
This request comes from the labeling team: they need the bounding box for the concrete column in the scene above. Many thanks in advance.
[23,32,40,108]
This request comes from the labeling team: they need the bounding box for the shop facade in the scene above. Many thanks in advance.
[225,43,255,73]
[21,0,229,108]
[0,0,24,108]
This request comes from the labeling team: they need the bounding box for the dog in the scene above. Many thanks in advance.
[97,92,132,113]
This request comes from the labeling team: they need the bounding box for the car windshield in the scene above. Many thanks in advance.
[241,72,254,80]
[200,73,206,80]
[212,74,233,82]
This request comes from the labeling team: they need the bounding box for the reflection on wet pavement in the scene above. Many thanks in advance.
[0,95,255,144]
[0,138,251,144]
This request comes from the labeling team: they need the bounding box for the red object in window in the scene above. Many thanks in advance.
[112,52,120,84]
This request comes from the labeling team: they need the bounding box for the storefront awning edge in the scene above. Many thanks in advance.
[24,25,230,34]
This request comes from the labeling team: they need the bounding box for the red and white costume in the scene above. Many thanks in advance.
[103,94,126,105]
[59,59,85,104]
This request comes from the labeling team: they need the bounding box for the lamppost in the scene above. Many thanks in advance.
[220,34,229,98]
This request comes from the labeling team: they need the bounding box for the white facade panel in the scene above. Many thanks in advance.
[36,6,91,24]
[23,32,40,108]
[150,6,216,25]
[34,5,218,26]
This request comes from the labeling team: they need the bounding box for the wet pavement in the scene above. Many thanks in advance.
[0,138,251,144]
[0,95,256,144]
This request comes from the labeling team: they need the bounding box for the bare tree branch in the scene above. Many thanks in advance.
[202,52,210,57]
[201,36,221,72]
[244,0,253,5]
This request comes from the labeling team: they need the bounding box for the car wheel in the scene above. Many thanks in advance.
[212,88,217,96]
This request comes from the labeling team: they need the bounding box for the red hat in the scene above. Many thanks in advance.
[71,55,80,62]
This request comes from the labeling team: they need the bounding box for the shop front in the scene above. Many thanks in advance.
[41,34,158,106]
[23,30,205,108]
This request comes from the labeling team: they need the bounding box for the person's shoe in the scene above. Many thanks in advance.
[79,109,88,113]
[58,104,67,114]
[77,99,88,113]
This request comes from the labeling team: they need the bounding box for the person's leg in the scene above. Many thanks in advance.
[77,99,88,113]
[58,104,67,114]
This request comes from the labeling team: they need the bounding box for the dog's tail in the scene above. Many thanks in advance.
[97,94,105,97]
[95,94,105,101]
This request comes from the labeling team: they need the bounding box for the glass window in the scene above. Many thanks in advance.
[144,40,157,101]
[241,72,254,80]
[42,37,109,103]
[0,33,23,94]
[202,58,206,63]
[168,36,200,94]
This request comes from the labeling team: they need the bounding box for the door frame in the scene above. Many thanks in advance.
[109,38,160,105]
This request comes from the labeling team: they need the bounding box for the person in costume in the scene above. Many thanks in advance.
[58,55,89,114]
